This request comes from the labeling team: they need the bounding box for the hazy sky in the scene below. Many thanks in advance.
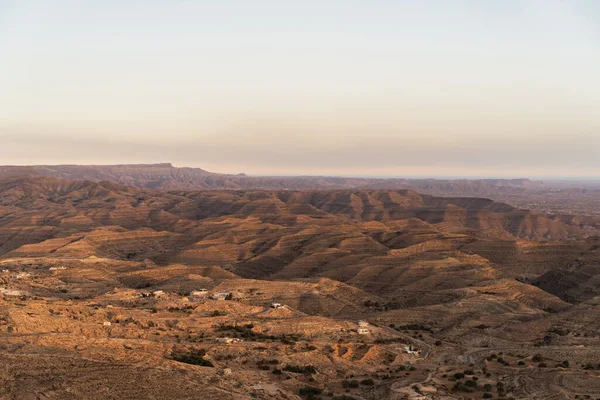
[1,0,599,178]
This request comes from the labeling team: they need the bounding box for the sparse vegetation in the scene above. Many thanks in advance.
[299,386,323,399]
[2,167,600,399]
[170,349,213,367]
[284,365,317,375]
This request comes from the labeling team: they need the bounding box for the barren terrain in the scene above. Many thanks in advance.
[1,171,600,399]
[2,164,599,217]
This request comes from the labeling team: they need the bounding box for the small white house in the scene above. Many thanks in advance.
[215,337,241,344]
[191,289,209,297]
[358,328,370,335]
[103,321,112,326]
[0,288,25,297]
[271,303,284,309]
[152,290,165,297]
[211,293,230,301]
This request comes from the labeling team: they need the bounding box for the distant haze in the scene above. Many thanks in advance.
[1,0,599,178]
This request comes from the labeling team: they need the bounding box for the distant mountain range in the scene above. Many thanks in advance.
[0,163,543,191]
[3,163,599,218]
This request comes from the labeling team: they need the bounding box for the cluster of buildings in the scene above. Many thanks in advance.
[137,288,235,301]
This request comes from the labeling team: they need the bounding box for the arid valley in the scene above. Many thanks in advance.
[4,1,600,398]
[0,165,599,399]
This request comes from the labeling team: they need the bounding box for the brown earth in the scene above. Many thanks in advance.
[0,174,599,399]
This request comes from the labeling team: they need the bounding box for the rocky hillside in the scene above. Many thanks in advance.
[2,176,600,399]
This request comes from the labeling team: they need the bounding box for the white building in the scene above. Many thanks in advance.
[215,337,241,344]
[0,288,26,297]
[271,303,284,309]
[358,328,370,335]
[211,293,230,301]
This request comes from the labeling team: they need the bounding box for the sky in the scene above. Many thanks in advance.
[1,0,599,178]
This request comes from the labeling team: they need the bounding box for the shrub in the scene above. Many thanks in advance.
[454,373,465,380]
[284,365,317,375]
[171,349,213,367]
[360,379,375,386]
[299,386,323,399]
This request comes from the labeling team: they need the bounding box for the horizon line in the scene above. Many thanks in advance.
[1,163,600,182]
